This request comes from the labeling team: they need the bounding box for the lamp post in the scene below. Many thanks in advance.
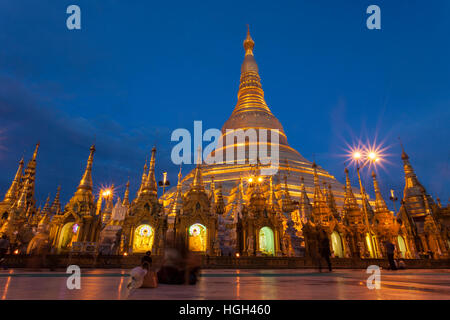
[351,151,374,228]
[158,172,170,196]
[389,189,398,213]
[349,149,382,258]
[96,187,113,215]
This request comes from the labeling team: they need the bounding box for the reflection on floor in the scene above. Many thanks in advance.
[0,268,448,300]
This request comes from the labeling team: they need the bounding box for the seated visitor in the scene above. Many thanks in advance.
[127,262,149,289]
[141,251,153,267]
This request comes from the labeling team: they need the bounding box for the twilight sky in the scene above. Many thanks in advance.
[0,0,449,208]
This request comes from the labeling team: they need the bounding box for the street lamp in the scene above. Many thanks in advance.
[102,189,112,198]
[349,148,380,226]
[247,176,263,184]
[96,186,114,215]
[389,189,398,213]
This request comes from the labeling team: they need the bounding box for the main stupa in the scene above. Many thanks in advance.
[163,27,364,209]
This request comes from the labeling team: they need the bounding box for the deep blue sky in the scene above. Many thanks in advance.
[0,0,449,208]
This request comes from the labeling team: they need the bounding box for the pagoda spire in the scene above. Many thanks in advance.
[401,144,424,191]
[169,166,183,217]
[227,176,246,221]
[21,143,39,208]
[227,26,278,123]
[312,161,323,203]
[399,143,435,219]
[215,182,225,215]
[191,147,204,191]
[77,144,95,191]
[67,144,96,216]
[210,175,216,206]
[244,24,255,56]
[146,146,157,194]
[299,177,310,205]
[343,168,359,211]
[327,183,340,220]
[298,176,312,222]
[41,194,51,214]
[268,175,277,207]
[281,173,294,212]
[371,170,389,213]
[2,158,24,204]
[15,178,30,211]
[137,158,148,197]
[122,180,130,206]
[322,181,329,202]
[311,161,331,224]
[51,186,61,214]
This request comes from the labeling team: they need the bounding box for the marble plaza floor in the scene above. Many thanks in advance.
[0,268,448,300]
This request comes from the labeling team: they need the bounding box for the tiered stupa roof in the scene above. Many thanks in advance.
[163,27,363,208]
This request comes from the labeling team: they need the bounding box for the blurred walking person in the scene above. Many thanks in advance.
[318,230,332,272]
[384,240,397,270]
[0,235,10,269]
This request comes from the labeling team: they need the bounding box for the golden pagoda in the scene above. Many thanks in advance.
[48,145,101,253]
[0,27,447,263]
[163,27,364,211]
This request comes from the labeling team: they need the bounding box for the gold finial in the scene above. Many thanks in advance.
[243,24,255,56]
[16,179,30,210]
[145,146,157,193]
[77,144,96,191]
[178,165,183,181]
[398,137,409,161]
[123,180,130,206]
[32,142,40,161]
[192,147,204,190]
[371,169,388,212]
[312,161,319,185]
[3,157,25,203]
[51,185,61,214]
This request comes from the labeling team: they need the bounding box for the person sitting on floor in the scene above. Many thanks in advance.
[127,262,149,289]
[141,251,152,267]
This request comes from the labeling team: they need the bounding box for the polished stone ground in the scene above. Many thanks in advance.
[0,268,448,300]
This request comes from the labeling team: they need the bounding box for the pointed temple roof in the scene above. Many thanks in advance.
[2,158,24,205]
[146,147,158,194]
[21,143,39,209]
[137,159,148,198]
[67,144,96,212]
[371,170,390,214]
[399,145,435,220]
[77,144,95,192]
[163,27,364,208]
[343,168,359,211]
[122,180,130,206]
[169,167,184,217]
[50,186,62,214]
